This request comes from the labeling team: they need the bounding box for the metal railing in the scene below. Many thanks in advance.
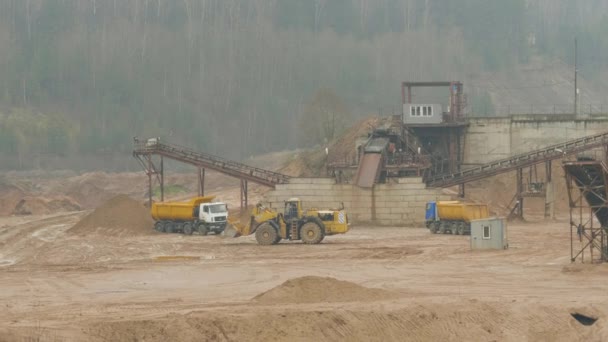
[470,104,608,117]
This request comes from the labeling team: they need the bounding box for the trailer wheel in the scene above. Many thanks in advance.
[164,222,174,234]
[183,222,193,235]
[197,223,208,236]
[154,221,164,232]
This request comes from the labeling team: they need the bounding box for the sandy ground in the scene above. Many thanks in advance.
[0,212,607,341]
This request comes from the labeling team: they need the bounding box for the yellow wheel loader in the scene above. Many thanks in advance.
[228,198,349,245]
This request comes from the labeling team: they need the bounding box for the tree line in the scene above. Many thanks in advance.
[0,0,607,169]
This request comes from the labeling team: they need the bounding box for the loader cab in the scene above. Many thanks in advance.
[284,198,302,221]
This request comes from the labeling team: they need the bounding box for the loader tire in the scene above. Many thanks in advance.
[183,222,193,235]
[300,222,324,244]
[197,223,208,236]
[255,223,278,245]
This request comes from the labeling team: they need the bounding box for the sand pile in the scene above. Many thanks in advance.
[80,301,608,342]
[68,195,156,237]
[0,184,26,216]
[464,160,570,217]
[11,196,81,215]
[253,276,395,304]
[279,116,380,177]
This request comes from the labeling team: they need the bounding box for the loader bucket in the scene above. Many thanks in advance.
[222,224,238,238]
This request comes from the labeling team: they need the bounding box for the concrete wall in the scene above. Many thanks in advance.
[464,115,608,164]
[264,177,452,227]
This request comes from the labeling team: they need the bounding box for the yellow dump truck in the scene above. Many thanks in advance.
[151,196,228,235]
[425,200,489,235]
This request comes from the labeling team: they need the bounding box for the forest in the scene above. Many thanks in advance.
[1,0,608,168]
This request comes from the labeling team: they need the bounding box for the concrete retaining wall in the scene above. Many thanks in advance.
[464,115,608,164]
[265,177,451,227]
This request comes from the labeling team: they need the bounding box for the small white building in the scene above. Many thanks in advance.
[470,217,508,250]
[402,103,443,125]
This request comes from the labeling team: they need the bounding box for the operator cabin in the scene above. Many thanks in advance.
[402,104,444,125]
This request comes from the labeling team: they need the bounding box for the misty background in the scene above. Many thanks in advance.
[1,0,608,170]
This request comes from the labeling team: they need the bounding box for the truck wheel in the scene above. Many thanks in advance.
[164,223,174,234]
[255,223,279,245]
[154,221,164,232]
[430,222,439,234]
[300,222,324,244]
[457,223,465,235]
[197,223,208,236]
[439,222,447,234]
[183,222,193,235]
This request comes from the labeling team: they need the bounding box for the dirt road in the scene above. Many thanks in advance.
[0,213,606,341]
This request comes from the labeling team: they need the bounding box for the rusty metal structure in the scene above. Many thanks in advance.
[133,139,290,209]
[401,82,468,194]
[329,81,469,188]
[427,131,608,219]
[563,159,608,263]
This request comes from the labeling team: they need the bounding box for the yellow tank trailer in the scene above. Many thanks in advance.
[228,198,350,245]
[151,196,228,235]
[425,200,489,235]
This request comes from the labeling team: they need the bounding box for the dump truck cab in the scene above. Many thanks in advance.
[198,202,228,234]
[425,201,438,227]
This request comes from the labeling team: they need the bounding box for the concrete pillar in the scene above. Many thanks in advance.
[544,181,555,219]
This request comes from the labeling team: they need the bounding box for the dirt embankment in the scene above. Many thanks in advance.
[253,276,397,304]
[82,300,607,342]
[68,195,156,237]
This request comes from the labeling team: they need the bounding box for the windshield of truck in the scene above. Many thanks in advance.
[208,204,227,214]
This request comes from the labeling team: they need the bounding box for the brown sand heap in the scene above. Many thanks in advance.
[12,196,81,216]
[69,195,156,237]
[253,276,396,304]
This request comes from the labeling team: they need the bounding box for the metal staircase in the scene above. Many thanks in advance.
[133,140,290,187]
[427,131,608,188]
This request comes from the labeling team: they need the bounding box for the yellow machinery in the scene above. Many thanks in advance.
[425,200,489,235]
[228,198,349,245]
[151,196,228,235]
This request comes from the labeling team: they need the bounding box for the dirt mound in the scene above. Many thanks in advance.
[0,184,26,216]
[11,196,81,216]
[253,276,395,304]
[279,116,380,177]
[68,195,156,237]
[80,301,608,342]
